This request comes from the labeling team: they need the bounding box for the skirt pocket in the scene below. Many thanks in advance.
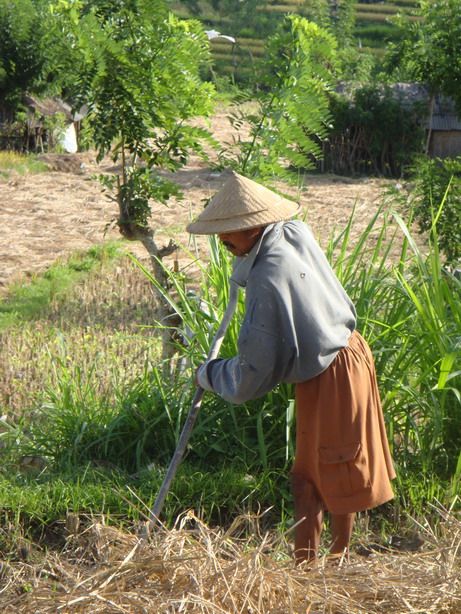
[318,442,371,497]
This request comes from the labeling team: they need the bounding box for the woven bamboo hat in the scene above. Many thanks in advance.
[186,171,300,235]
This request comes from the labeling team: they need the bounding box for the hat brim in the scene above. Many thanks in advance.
[187,204,301,235]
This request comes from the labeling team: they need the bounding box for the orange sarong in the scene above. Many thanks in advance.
[291,331,396,515]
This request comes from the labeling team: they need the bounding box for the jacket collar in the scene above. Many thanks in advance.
[230,222,283,287]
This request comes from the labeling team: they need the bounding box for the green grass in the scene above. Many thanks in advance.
[0,151,49,179]
[0,242,124,329]
[0,463,289,530]
[0,248,162,417]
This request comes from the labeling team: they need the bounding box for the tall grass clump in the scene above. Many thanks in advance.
[326,202,460,510]
[130,236,296,472]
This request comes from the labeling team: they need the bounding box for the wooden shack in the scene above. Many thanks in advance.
[393,83,461,158]
[0,96,86,153]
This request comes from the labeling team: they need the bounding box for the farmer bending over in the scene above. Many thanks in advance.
[187,171,395,564]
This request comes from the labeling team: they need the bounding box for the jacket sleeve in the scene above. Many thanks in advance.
[197,291,294,404]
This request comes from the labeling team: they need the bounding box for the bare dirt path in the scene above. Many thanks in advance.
[0,108,394,293]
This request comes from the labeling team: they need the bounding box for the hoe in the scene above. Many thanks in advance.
[147,281,240,530]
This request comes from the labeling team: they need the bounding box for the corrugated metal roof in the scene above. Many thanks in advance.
[431,114,461,131]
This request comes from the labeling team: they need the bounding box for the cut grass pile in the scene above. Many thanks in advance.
[0,506,459,613]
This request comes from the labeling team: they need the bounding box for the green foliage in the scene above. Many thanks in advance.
[326,84,425,176]
[219,15,337,179]
[326,204,461,481]
[0,468,132,526]
[8,236,294,479]
[384,0,461,112]
[24,362,179,472]
[132,238,296,470]
[410,156,461,266]
[142,204,460,499]
[0,242,123,329]
[329,0,356,44]
[0,463,288,527]
[0,0,49,112]
[336,46,376,83]
[3,193,460,521]
[53,0,216,236]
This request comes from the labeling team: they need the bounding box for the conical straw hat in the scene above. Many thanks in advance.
[186,171,301,234]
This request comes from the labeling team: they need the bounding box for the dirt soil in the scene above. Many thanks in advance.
[0,108,395,294]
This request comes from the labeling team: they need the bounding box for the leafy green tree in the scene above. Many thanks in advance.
[220,15,337,180]
[384,1,461,260]
[0,0,49,115]
[385,0,461,114]
[53,0,216,359]
[53,0,215,270]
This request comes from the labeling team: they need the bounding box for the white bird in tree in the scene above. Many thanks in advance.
[205,29,236,44]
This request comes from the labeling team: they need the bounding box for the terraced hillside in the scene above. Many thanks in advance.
[174,0,419,81]
[355,0,419,57]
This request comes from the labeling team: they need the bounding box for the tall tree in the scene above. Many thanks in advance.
[220,15,337,180]
[385,0,461,114]
[0,0,48,115]
[54,0,215,269]
[53,0,216,359]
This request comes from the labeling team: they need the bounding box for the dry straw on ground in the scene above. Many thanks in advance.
[1,504,459,613]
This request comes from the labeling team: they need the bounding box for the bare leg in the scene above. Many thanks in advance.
[291,474,324,564]
[329,512,356,557]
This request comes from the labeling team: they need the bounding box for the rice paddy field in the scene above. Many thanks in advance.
[172,0,420,79]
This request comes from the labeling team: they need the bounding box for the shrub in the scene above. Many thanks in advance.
[411,155,461,267]
[326,84,425,176]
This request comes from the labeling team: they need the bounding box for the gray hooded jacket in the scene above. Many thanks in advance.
[197,220,356,403]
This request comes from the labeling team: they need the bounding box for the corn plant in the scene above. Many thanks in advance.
[326,202,460,483]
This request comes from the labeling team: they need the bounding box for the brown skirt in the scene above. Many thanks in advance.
[291,331,396,515]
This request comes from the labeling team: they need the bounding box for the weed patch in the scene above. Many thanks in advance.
[0,152,49,179]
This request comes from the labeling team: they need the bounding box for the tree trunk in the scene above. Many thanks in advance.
[137,231,179,369]
[425,94,435,156]
[119,219,179,371]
